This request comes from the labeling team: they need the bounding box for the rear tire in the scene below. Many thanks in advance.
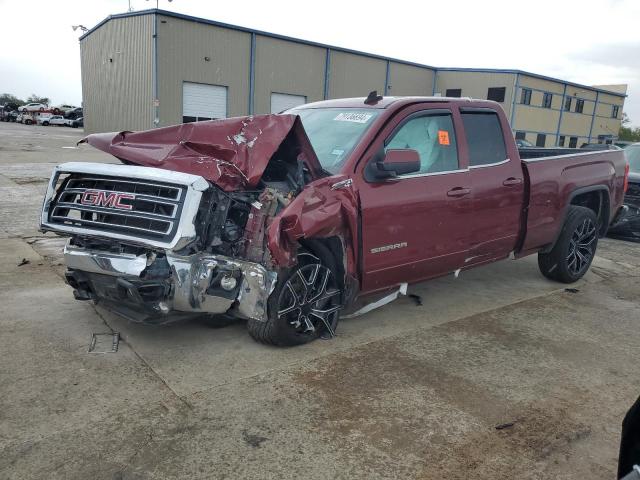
[538,206,599,283]
[247,249,342,346]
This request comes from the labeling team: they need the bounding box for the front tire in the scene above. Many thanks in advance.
[538,206,599,283]
[247,251,342,346]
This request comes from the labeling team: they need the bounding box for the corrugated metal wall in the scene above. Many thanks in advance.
[387,62,434,96]
[254,36,326,114]
[328,51,387,99]
[156,15,251,126]
[80,15,154,134]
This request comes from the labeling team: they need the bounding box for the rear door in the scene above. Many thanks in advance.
[356,105,472,293]
[460,108,524,264]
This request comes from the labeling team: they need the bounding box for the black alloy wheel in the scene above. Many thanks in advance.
[566,217,597,277]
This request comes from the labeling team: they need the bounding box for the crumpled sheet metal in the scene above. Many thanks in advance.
[79,114,322,192]
[267,174,359,275]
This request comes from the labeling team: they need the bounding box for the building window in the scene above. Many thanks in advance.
[487,87,506,103]
[564,97,572,111]
[575,99,584,114]
[536,134,546,147]
[569,136,578,148]
[445,89,462,98]
[515,131,526,140]
[558,135,565,147]
[612,105,620,118]
[542,92,553,109]
[520,88,532,105]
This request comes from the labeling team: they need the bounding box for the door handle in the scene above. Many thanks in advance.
[503,177,523,186]
[446,187,471,197]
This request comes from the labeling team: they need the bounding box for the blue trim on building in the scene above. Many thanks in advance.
[437,67,626,98]
[80,9,626,100]
[80,9,438,72]
[555,84,567,145]
[588,91,599,142]
[510,73,519,128]
[248,32,256,115]
[323,49,331,100]
[385,60,391,94]
[152,12,159,126]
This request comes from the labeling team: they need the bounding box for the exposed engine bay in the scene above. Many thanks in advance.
[40,114,358,327]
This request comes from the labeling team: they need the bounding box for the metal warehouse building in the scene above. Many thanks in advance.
[80,9,627,147]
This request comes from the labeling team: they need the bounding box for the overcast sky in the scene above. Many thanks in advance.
[1,0,639,126]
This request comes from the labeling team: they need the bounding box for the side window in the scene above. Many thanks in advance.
[385,113,459,175]
[461,111,508,167]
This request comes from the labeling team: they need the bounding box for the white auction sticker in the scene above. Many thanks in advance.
[333,112,373,123]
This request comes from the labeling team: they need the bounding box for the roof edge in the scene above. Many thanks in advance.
[79,10,626,99]
[436,67,627,98]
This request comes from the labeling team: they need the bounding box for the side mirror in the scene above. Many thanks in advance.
[376,149,421,178]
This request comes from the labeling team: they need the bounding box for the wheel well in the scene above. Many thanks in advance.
[570,189,610,235]
[299,237,346,291]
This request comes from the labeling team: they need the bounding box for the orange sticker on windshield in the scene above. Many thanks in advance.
[438,130,450,146]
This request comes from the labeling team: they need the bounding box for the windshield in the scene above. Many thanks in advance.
[293,108,380,173]
[625,145,640,173]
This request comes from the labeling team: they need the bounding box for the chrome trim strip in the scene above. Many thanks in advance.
[469,158,510,169]
[522,149,621,163]
[398,168,469,179]
[51,213,172,235]
[54,202,177,220]
[61,188,181,207]
[64,243,148,277]
[67,177,182,200]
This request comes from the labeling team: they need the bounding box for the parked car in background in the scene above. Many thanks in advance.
[71,116,83,128]
[19,103,47,112]
[40,96,628,346]
[36,114,53,125]
[41,115,66,126]
[609,143,640,240]
[64,107,83,119]
[615,141,635,149]
[515,138,534,148]
[52,104,77,115]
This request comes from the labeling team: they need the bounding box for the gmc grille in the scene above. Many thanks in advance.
[48,175,185,241]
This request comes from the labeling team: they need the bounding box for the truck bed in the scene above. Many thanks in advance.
[519,149,626,254]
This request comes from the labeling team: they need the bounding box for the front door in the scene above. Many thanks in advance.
[356,107,472,293]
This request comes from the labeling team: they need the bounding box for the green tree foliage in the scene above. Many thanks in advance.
[0,93,25,109]
[619,113,640,142]
[26,94,50,105]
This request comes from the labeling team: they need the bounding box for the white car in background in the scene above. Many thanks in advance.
[36,113,53,125]
[52,104,77,115]
[41,115,66,126]
[19,103,47,112]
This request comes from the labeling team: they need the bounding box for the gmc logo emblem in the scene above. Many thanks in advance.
[80,190,135,210]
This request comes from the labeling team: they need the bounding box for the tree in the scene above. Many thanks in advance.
[619,113,640,142]
[26,94,50,105]
[0,93,25,108]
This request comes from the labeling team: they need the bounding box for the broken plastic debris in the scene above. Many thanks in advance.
[454,268,461,278]
[18,258,30,266]
[408,293,423,306]
[564,288,580,293]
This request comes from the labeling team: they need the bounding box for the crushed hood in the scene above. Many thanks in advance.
[79,114,323,191]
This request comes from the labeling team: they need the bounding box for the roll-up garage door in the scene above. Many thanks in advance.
[270,93,306,114]
[182,82,227,122]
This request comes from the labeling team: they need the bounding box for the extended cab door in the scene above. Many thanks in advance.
[460,108,525,264]
[355,106,472,293]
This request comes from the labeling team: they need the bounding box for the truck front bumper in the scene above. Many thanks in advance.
[63,243,277,324]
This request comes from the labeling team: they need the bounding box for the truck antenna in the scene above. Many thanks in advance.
[364,90,383,105]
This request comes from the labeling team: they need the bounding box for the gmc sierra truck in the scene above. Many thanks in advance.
[40,95,629,346]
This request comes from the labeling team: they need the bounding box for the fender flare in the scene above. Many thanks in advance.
[542,185,611,253]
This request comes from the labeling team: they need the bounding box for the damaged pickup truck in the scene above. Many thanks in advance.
[40,96,629,346]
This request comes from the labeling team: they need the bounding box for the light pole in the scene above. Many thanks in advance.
[146,0,173,8]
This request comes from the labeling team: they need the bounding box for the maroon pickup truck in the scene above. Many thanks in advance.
[40,95,629,346]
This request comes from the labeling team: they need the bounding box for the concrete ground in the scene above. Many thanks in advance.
[1,121,639,479]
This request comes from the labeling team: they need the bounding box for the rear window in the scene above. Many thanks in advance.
[461,111,507,166]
